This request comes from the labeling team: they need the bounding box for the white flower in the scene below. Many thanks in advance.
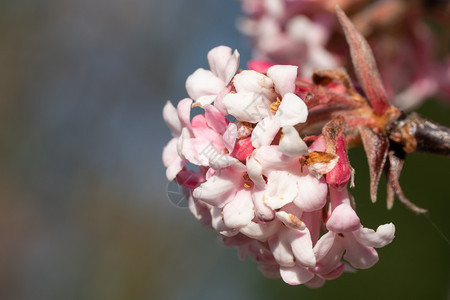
[185,46,240,107]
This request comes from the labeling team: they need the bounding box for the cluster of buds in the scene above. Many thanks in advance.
[162,43,395,286]
[238,0,450,109]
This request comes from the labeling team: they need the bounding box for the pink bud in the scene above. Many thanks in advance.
[326,133,351,188]
[232,137,255,162]
[248,60,275,74]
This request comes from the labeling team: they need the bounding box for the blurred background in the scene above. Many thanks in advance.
[0,0,448,299]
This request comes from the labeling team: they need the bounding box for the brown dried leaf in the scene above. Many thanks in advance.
[305,151,339,178]
[306,151,338,165]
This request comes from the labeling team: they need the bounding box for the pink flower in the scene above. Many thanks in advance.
[314,206,395,274]
[193,163,254,230]
[178,104,239,170]
[186,46,240,108]
[268,204,317,285]
[162,44,396,287]
[161,98,192,180]
[222,64,308,148]
[248,144,328,212]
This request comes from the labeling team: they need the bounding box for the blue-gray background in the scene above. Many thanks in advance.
[0,0,448,299]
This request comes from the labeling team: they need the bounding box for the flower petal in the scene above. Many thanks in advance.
[210,207,237,237]
[313,231,335,259]
[252,145,295,173]
[240,220,280,241]
[222,92,272,123]
[275,210,305,231]
[276,93,308,127]
[294,174,328,212]
[163,138,180,168]
[193,164,245,207]
[163,101,182,136]
[326,204,362,233]
[233,70,277,101]
[267,65,298,96]
[209,155,239,170]
[166,157,187,181]
[353,223,395,248]
[290,229,316,268]
[188,195,211,226]
[181,135,237,169]
[191,115,224,149]
[264,171,298,210]
[319,262,345,280]
[269,233,296,267]
[177,98,193,129]
[163,142,188,180]
[246,155,266,189]
[195,95,217,107]
[343,234,379,269]
[213,85,232,115]
[180,137,211,166]
[207,46,240,84]
[313,232,344,274]
[177,127,192,158]
[185,68,224,101]
[279,265,314,285]
[251,116,281,148]
[223,189,255,229]
[252,188,275,221]
[223,123,238,153]
[278,126,308,157]
[205,104,228,134]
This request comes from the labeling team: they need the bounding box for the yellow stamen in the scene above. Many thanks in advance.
[270,97,282,112]
[243,172,253,189]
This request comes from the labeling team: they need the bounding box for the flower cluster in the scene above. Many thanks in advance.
[162,46,395,286]
[238,0,450,109]
[239,0,339,76]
